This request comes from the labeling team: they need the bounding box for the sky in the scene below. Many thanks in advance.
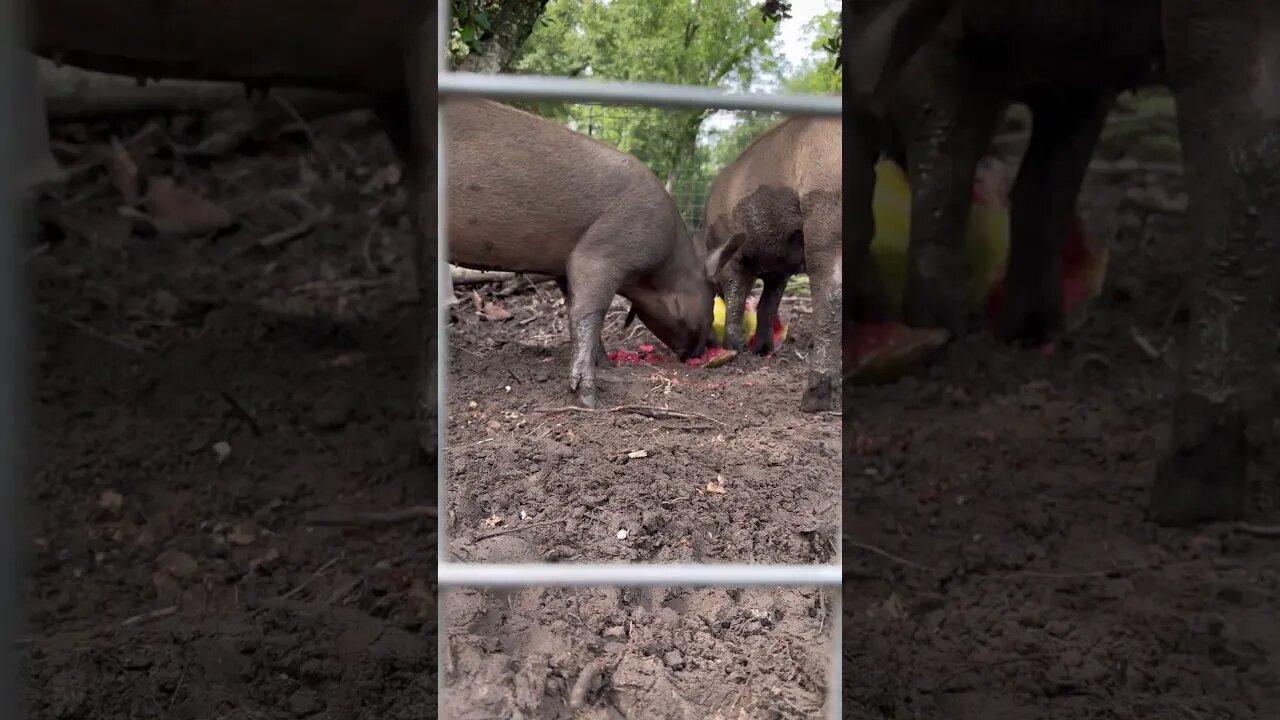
[704,0,836,132]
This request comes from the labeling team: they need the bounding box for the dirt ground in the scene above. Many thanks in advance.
[844,128,1280,718]
[21,111,435,718]
[442,283,840,717]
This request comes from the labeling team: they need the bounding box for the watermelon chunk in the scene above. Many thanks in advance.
[845,322,950,385]
[685,347,738,369]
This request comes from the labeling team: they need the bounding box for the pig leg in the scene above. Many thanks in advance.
[401,14,438,465]
[750,273,788,356]
[847,111,890,325]
[555,277,610,368]
[1149,0,1280,525]
[800,196,842,413]
[1001,91,1114,344]
[719,257,755,352]
[565,254,625,409]
[899,78,1007,336]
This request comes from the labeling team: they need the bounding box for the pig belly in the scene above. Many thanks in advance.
[447,223,575,277]
[32,0,419,92]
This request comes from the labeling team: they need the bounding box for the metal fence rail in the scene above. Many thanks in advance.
[437,6,842,718]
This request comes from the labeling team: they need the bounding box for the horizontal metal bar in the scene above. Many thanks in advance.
[438,71,842,116]
[439,562,841,588]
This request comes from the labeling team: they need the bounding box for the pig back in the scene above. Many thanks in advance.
[444,99,682,275]
[31,0,423,92]
[702,117,841,247]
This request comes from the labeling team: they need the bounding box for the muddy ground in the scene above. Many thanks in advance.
[21,110,435,718]
[845,116,1280,718]
[442,284,840,717]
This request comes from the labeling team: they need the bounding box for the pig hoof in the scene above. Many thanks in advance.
[576,386,599,409]
[751,338,775,356]
[1000,306,1063,347]
[800,374,835,413]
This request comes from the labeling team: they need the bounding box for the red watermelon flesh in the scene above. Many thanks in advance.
[984,215,1093,327]
[749,316,788,352]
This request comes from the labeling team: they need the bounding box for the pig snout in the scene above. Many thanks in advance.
[683,334,708,361]
[629,304,704,360]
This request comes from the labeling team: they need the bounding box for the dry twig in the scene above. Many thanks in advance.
[476,517,568,540]
[121,605,178,627]
[534,404,726,426]
[845,539,933,572]
[279,556,342,600]
[1236,523,1280,538]
[304,505,436,527]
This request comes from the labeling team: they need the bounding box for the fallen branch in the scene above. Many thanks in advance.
[534,404,726,427]
[1236,523,1280,538]
[303,505,436,527]
[450,268,558,287]
[121,605,178,627]
[40,59,367,122]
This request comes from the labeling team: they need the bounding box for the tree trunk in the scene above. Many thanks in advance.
[455,0,552,74]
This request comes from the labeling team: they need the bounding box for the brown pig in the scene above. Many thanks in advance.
[445,98,732,408]
[700,116,842,412]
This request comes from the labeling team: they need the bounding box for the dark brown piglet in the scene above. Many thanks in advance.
[699,115,845,412]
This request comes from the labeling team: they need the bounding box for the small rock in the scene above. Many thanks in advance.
[603,625,626,638]
[212,441,232,464]
[616,528,628,540]
[663,650,685,669]
[641,510,663,531]
[151,288,184,319]
[156,549,199,579]
[226,525,256,546]
[98,489,124,514]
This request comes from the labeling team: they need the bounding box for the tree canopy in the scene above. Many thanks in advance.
[446,0,841,227]
[512,0,783,190]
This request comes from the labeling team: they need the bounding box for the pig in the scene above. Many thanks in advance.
[699,116,843,413]
[850,0,1280,525]
[444,98,732,409]
[849,0,1165,343]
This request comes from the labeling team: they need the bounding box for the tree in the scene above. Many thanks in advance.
[761,1,841,67]
[702,8,841,184]
[781,10,842,94]
[449,0,552,73]
[513,0,782,188]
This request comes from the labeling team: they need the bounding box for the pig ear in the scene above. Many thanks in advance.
[704,234,744,279]
[845,0,956,102]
